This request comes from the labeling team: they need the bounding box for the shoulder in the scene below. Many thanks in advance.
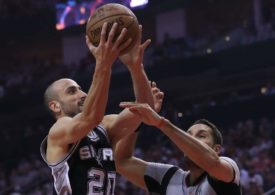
[206,156,242,195]
[144,162,186,194]
[220,156,240,182]
[220,157,240,174]
[48,116,72,140]
[145,162,183,181]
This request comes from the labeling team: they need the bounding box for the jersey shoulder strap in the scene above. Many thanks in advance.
[160,166,179,195]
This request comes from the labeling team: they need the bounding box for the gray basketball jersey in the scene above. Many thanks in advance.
[144,157,241,195]
[40,125,116,195]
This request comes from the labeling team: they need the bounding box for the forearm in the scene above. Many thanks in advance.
[129,65,154,107]
[159,119,220,171]
[114,132,148,189]
[82,63,112,124]
[114,132,138,161]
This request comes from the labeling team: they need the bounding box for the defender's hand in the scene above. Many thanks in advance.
[119,102,162,127]
[119,25,151,68]
[151,81,164,113]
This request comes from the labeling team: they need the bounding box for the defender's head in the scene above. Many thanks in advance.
[44,78,87,119]
[187,119,223,154]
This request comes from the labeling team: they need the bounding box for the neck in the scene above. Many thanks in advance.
[188,167,205,186]
[56,112,65,120]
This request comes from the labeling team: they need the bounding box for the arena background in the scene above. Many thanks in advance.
[0,0,275,194]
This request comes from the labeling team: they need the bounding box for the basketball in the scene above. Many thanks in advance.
[86,3,139,55]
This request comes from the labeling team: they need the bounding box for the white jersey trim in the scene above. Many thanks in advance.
[97,124,111,144]
[40,136,80,167]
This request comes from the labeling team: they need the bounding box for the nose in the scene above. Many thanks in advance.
[79,90,87,99]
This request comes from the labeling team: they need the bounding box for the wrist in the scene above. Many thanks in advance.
[94,62,112,73]
[156,117,169,129]
[128,63,144,72]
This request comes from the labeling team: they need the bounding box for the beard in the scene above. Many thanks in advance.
[61,103,82,117]
[64,108,81,117]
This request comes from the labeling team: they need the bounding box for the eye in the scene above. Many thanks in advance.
[67,87,77,94]
[198,134,206,138]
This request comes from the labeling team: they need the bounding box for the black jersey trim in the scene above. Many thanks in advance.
[40,136,80,167]
[160,166,179,195]
[144,175,161,193]
[207,175,242,195]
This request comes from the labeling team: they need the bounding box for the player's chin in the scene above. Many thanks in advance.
[78,106,84,112]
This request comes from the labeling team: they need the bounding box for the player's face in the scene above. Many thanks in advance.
[187,124,215,147]
[57,79,87,117]
[183,124,216,168]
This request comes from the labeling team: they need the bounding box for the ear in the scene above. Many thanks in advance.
[213,144,222,155]
[49,100,61,114]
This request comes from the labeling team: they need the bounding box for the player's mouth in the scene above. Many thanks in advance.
[78,98,85,106]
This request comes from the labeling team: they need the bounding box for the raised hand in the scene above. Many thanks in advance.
[151,81,164,113]
[119,25,151,68]
[86,22,132,68]
[119,102,162,127]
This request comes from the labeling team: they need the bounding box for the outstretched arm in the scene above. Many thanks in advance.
[49,23,132,145]
[104,25,154,147]
[119,103,235,183]
[114,83,164,189]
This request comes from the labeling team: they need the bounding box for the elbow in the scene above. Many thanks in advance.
[114,153,125,164]
[114,152,130,171]
[115,161,123,174]
[114,158,129,175]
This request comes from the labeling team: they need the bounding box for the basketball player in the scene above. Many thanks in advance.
[40,22,154,195]
[115,102,242,195]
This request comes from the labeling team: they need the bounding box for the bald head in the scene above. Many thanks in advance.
[44,78,76,111]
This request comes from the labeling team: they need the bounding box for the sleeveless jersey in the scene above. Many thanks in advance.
[144,157,242,195]
[40,125,116,195]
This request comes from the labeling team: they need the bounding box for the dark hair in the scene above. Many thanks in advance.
[193,119,223,145]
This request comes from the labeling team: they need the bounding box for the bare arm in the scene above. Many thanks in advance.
[121,26,153,106]
[104,25,154,147]
[115,132,149,190]
[157,120,234,182]
[114,84,164,189]
[119,103,235,183]
[49,23,132,145]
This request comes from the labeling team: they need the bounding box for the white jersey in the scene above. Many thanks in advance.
[144,157,242,195]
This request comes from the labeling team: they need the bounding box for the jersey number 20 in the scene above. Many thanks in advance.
[88,168,116,195]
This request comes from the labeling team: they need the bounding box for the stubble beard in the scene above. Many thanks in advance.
[61,103,82,117]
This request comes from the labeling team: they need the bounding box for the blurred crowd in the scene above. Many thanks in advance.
[0,0,275,101]
[0,0,54,19]
[1,22,275,102]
